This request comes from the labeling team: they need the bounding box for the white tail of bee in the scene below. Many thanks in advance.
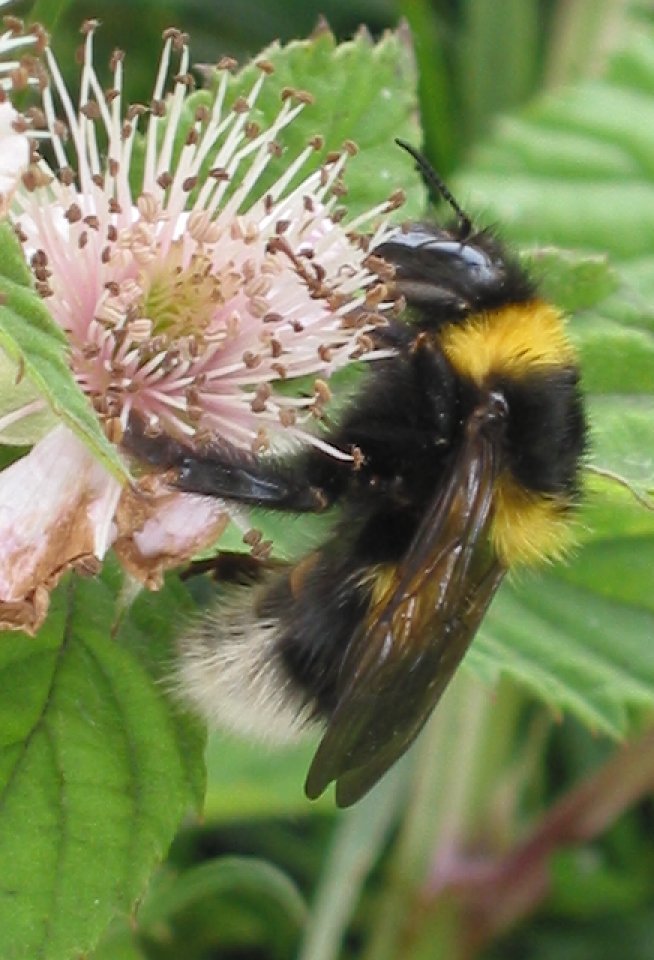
[176,584,317,743]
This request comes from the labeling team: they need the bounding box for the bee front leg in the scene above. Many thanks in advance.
[122,415,334,513]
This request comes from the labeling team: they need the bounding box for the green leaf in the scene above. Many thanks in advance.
[526,247,619,314]
[588,396,654,498]
[0,573,203,960]
[27,0,75,32]
[573,315,654,397]
[455,24,654,734]
[469,557,654,738]
[113,573,207,811]
[187,27,425,221]
[137,856,306,931]
[0,221,45,289]
[0,348,57,445]
[90,921,147,960]
[130,858,306,960]
[203,732,328,820]
[0,223,127,479]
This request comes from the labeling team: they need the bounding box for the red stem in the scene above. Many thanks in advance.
[424,725,654,951]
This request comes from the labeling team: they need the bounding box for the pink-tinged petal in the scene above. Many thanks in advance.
[0,425,121,632]
[113,477,229,588]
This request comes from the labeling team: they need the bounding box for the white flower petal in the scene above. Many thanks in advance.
[133,492,228,559]
[0,424,121,631]
[0,102,29,215]
[113,480,230,588]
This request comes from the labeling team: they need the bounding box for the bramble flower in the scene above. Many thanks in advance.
[0,23,400,630]
[0,2,46,214]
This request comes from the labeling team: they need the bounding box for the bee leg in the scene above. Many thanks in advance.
[179,551,287,585]
[174,452,330,512]
[122,414,334,513]
[121,414,190,469]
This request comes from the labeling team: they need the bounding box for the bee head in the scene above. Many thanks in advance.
[379,140,536,320]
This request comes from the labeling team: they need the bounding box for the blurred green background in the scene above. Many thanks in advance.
[27,0,639,175]
[15,1,654,958]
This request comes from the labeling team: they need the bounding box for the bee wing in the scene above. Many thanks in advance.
[304,423,505,807]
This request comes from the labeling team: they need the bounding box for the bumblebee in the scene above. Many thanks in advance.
[125,141,587,807]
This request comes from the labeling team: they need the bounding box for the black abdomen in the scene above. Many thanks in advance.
[499,367,586,496]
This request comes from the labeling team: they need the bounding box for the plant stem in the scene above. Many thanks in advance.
[298,763,406,960]
[461,0,540,145]
[363,672,522,960]
[398,0,459,174]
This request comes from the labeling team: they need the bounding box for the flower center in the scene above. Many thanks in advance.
[143,244,223,341]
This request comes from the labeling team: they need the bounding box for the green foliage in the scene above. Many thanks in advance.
[0,222,127,476]
[220,27,425,221]
[526,248,619,314]
[136,857,307,959]
[4,3,654,960]
[453,15,654,745]
[471,570,654,735]
[204,734,330,819]
[0,572,204,960]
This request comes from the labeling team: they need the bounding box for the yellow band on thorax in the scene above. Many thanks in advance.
[438,299,577,384]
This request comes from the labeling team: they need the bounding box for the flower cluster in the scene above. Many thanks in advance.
[0,20,400,630]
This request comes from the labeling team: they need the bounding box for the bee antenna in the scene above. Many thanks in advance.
[395,138,473,237]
